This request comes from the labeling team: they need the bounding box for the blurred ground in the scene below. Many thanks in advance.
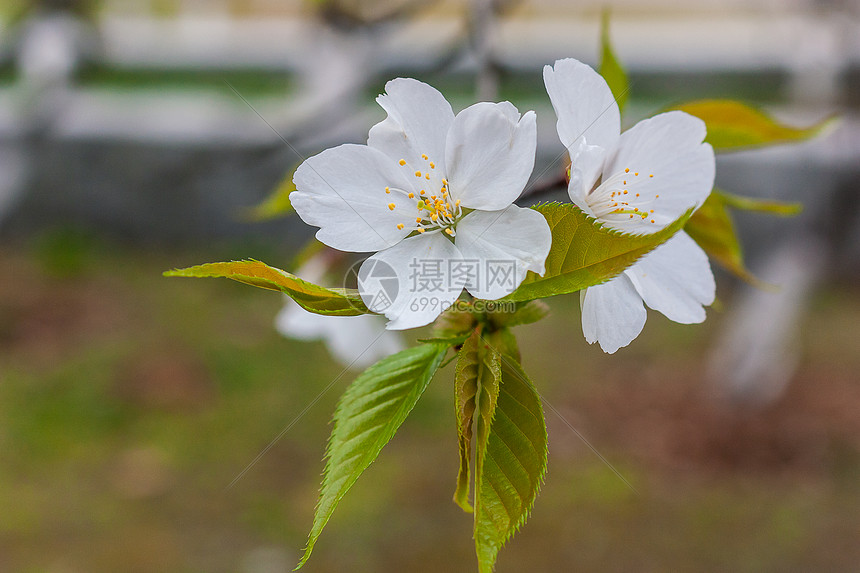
[0,234,857,573]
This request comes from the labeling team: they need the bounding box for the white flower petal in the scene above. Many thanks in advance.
[275,299,330,340]
[323,314,405,368]
[567,137,609,213]
[454,206,552,300]
[544,58,620,197]
[359,232,465,330]
[367,78,454,176]
[624,231,715,324]
[602,111,715,233]
[580,274,647,354]
[444,102,537,211]
[276,300,403,368]
[291,144,416,252]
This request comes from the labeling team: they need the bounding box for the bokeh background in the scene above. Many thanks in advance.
[1,1,859,572]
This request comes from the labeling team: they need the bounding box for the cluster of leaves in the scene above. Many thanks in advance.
[165,15,828,573]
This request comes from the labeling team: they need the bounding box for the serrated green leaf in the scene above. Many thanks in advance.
[503,203,692,302]
[670,99,834,152]
[297,343,449,569]
[453,328,501,513]
[164,259,368,316]
[600,10,629,113]
[243,169,296,221]
[488,300,550,330]
[716,189,802,216]
[474,350,547,573]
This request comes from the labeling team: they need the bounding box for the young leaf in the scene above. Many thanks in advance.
[599,10,629,113]
[243,168,296,220]
[453,328,502,513]
[686,189,801,286]
[488,300,550,330]
[474,349,548,573]
[716,189,802,216]
[504,203,692,302]
[685,192,760,285]
[670,99,834,152]
[164,259,369,316]
[297,343,449,568]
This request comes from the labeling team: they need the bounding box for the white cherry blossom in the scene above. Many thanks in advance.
[291,78,552,329]
[275,254,403,368]
[545,58,716,353]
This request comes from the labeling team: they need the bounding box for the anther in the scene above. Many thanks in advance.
[397,223,404,230]
[415,171,422,177]
[388,203,396,211]
[429,162,435,169]
[625,168,630,173]
[399,159,406,166]
[421,154,428,160]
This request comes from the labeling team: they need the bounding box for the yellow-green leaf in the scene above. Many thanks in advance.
[243,169,296,221]
[504,203,692,302]
[685,193,759,285]
[600,10,629,113]
[164,259,368,316]
[671,99,834,152]
[686,189,801,285]
[717,189,802,216]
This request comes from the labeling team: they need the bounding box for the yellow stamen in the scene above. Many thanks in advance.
[396,223,404,230]
[625,168,630,173]
[388,203,396,211]
[399,159,406,166]
[425,173,430,180]
[415,171,422,177]
[421,154,428,160]
[417,228,425,233]
[408,192,414,198]
[429,162,435,169]
[445,228,454,236]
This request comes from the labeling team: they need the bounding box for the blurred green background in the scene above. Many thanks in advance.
[1,1,859,572]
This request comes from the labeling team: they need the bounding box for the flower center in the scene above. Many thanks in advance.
[384,153,463,237]
[587,167,658,226]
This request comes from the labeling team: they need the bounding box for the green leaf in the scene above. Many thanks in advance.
[686,189,801,286]
[686,192,759,285]
[164,259,368,316]
[453,328,501,513]
[243,169,296,220]
[716,189,802,216]
[297,343,449,569]
[670,99,834,152]
[474,349,547,573]
[599,10,629,113]
[504,203,692,302]
[488,300,550,330]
